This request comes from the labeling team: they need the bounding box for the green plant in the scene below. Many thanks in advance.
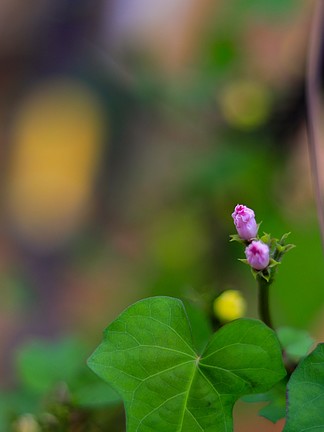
[87,205,320,431]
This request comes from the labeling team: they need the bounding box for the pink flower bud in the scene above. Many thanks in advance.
[232,204,258,240]
[245,240,270,270]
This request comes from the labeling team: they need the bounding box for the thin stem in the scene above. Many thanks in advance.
[306,0,324,254]
[257,277,273,329]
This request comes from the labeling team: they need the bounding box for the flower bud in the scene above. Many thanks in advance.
[232,204,258,240]
[213,290,246,322]
[245,240,270,270]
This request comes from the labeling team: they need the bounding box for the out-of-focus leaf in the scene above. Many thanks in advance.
[273,221,324,328]
[277,327,314,362]
[16,338,84,394]
[16,337,122,409]
[284,344,324,431]
[73,378,121,408]
[243,378,287,423]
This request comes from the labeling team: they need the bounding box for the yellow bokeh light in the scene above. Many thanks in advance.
[5,78,106,250]
[219,79,272,130]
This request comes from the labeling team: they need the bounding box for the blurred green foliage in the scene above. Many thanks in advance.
[0,338,122,431]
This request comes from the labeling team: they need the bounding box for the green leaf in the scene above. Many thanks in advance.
[72,378,121,408]
[181,300,212,353]
[277,327,314,362]
[16,338,84,394]
[16,337,122,409]
[88,296,286,432]
[259,385,286,423]
[284,344,324,431]
[243,378,287,423]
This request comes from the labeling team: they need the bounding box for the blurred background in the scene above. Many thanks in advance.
[0,0,322,430]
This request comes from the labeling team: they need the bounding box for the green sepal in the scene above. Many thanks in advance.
[259,270,271,282]
[260,232,272,245]
[238,258,249,265]
[282,244,295,253]
[276,244,285,253]
[251,268,259,280]
[279,232,291,244]
[229,234,246,245]
[268,259,280,269]
[275,232,295,259]
[250,268,271,282]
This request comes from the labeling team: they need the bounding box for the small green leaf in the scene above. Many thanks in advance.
[277,327,314,362]
[284,344,324,431]
[243,378,287,423]
[88,296,286,432]
[259,385,286,423]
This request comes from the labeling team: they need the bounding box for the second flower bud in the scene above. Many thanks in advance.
[245,240,270,270]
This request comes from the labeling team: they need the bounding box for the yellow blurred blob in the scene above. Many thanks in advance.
[213,290,246,322]
[14,414,40,432]
[219,79,272,130]
[5,79,105,250]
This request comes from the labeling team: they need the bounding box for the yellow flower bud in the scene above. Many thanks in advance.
[213,290,246,322]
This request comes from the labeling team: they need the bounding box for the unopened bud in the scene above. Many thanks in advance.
[232,204,258,241]
[245,240,270,270]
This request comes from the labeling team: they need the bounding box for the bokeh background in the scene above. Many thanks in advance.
[0,0,323,430]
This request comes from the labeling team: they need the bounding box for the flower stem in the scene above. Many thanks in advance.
[257,277,273,329]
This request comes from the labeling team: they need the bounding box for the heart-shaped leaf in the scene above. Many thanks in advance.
[284,343,324,432]
[88,296,286,432]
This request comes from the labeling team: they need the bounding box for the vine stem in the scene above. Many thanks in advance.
[257,277,274,329]
[306,0,324,254]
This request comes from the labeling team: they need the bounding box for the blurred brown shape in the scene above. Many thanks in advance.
[110,0,218,73]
